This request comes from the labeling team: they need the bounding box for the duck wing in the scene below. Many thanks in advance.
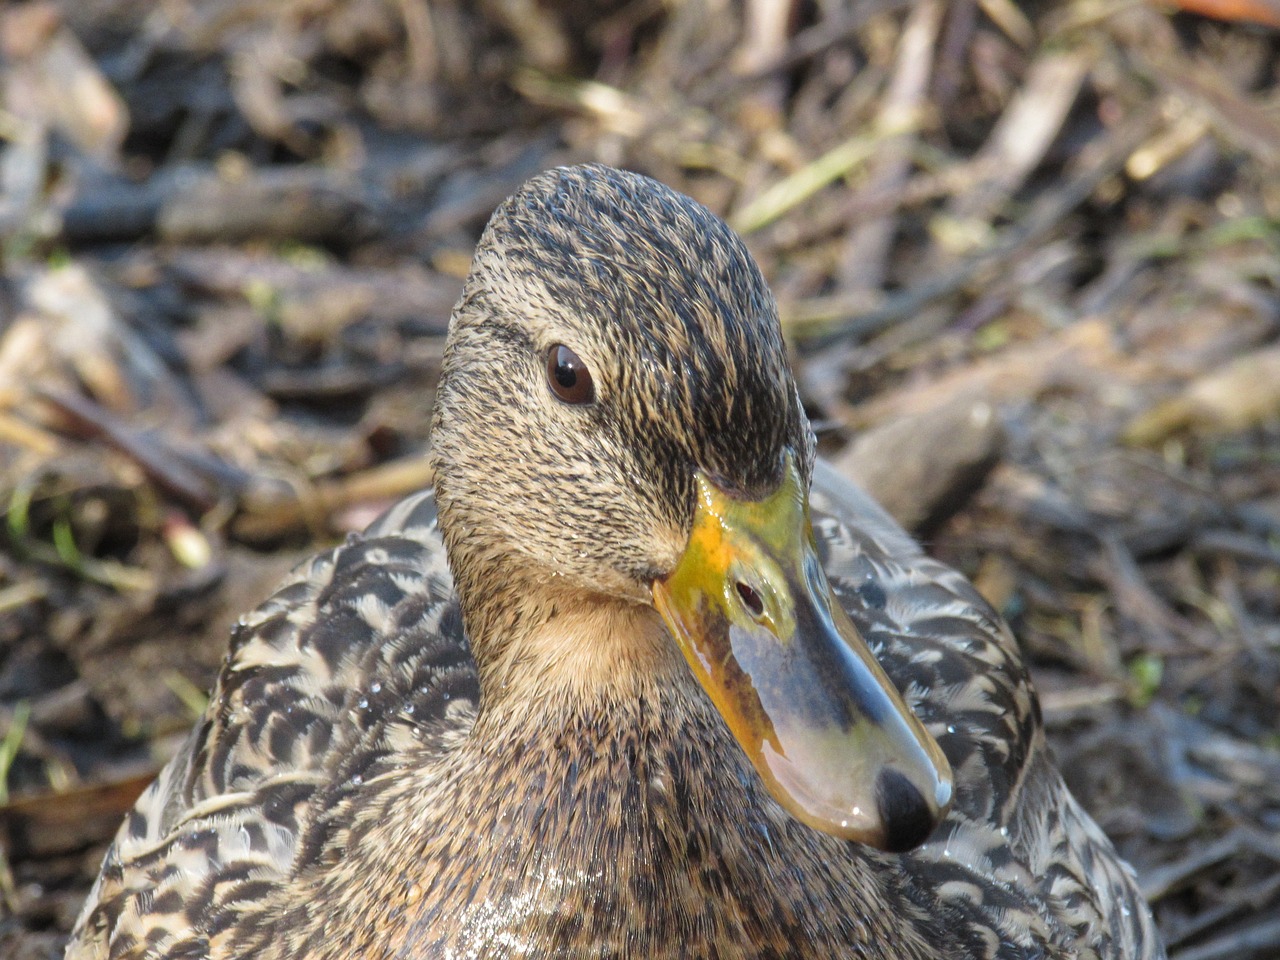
[810,460,1164,960]
[66,491,478,960]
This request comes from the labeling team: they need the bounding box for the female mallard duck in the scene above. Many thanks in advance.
[68,164,1164,959]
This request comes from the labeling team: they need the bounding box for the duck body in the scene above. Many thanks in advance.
[71,476,1160,960]
[68,164,1164,960]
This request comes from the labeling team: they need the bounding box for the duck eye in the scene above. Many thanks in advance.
[546,344,595,405]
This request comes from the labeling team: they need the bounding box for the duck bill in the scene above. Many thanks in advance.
[652,453,953,852]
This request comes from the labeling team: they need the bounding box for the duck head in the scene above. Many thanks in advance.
[430,164,951,853]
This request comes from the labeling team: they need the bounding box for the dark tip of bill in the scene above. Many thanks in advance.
[876,769,937,854]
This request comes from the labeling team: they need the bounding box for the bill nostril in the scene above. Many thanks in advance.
[735,581,765,618]
[875,769,937,854]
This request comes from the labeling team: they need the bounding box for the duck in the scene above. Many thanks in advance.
[67,163,1165,960]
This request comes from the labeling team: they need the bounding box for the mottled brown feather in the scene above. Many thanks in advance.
[67,165,1163,960]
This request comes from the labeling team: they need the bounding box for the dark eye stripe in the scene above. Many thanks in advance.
[546,344,595,405]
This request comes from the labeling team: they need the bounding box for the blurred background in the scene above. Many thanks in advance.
[1,0,1278,956]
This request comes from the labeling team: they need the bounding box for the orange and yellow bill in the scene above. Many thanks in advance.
[653,452,953,852]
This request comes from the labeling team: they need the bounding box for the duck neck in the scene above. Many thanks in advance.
[446,547,684,710]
